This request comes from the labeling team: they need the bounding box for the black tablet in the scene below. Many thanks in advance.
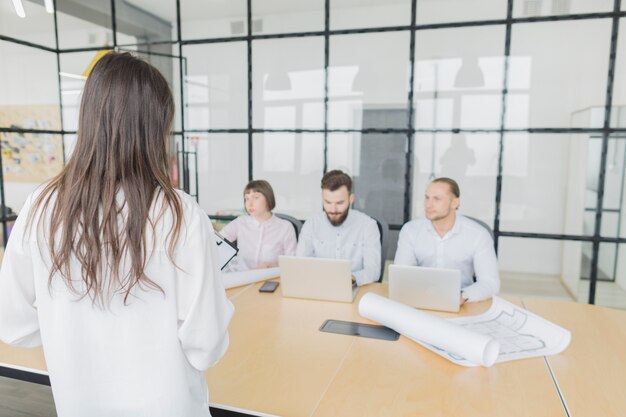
[319,319,399,341]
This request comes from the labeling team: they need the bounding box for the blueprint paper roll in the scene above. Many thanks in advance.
[358,292,500,367]
[222,267,280,290]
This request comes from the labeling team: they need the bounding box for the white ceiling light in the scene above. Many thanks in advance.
[11,0,26,18]
[44,0,54,14]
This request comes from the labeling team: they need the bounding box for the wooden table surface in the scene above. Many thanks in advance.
[524,299,626,417]
[206,283,567,417]
[2,282,625,417]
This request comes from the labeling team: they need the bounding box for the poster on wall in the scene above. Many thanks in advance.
[0,104,63,183]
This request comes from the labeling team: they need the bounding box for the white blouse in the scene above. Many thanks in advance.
[0,190,234,417]
[220,214,297,270]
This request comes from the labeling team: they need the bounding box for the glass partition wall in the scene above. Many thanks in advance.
[1,0,625,307]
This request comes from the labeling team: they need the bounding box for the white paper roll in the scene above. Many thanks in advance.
[359,292,500,367]
[222,267,281,290]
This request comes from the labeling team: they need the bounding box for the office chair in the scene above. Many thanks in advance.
[464,215,495,283]
[464,215,494,240]
[369,215,389,283]
[275,213,303,239]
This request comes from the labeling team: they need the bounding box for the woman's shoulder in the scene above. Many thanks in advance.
[151,189,208,228]
[272,215,296,231]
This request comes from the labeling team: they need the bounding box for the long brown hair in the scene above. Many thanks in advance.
[30,52,182,306]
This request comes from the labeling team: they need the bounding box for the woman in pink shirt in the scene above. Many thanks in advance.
[220,180,297,270]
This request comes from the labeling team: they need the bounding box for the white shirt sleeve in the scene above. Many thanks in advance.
[0,196,41,347]
[393,222,418,266]
[461,232,500,302]
[175,207,234,371]
[352,218,381,286]
[219,216,239,242]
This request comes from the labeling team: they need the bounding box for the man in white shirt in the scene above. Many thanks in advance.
[297,170,381,286]
[394,177,500,303]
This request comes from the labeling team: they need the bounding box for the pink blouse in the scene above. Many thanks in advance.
[220,214,297,270]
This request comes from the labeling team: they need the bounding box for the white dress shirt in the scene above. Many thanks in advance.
[296,209,381,286]
[0,190,234,417]
[393,214,500,302]
[220,214,297,270]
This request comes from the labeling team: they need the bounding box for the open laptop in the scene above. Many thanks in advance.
[279,255,358,303]
[388,265,462,312]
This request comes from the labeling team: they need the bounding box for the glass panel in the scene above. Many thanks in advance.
[513,0,614,18]
[0,41,61,129]
[56,1,113,50]
[499,237,577,300]
[579,243,626,309]
[252,133,324,219]
[253,0,324,34]
[115,0,177,45]
[253,37,324,130]
[500,133,598,235]
[184,42,247,130]
[507,19,611,129]
[1,132,64,212]
[63,134,77,161]
[587,135,626,232]
[612,19,626,128]
[413,25,505,130]
[601,135,626,216]
[180,0,246,40]
[182,135,199,200]
[327,133,407,226]
[0,0,56,48]
[417,0,506,25]
[194,134,248,215]
[330,0,411,30]
[413,132,499,221]
[498,237,565,285]
[329,32,410,130]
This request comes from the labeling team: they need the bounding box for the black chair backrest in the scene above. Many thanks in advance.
[464,215,494,240]
[464,215,494,283]
[369,215,389,283]
[275,213,303,239]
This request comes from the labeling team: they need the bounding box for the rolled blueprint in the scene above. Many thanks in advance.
[222,267,280,290]
[358,292,500,367]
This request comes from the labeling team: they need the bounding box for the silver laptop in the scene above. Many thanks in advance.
[279,256,358,303]
[388,265,462,312]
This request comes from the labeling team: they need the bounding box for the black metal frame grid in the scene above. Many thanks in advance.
[0,1,625,303]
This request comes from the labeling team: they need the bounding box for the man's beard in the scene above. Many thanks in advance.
[325,208,350,226]
[426,208,452,222]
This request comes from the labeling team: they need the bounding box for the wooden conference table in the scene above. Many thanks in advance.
[1,283,625,417]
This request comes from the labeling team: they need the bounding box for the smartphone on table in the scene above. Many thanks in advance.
[259,281,279,293]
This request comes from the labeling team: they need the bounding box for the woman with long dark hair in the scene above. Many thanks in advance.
[0,52,233,416]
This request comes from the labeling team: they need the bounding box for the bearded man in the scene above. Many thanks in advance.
[296,170,381,286]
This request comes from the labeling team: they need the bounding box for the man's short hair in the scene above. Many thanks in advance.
[321,170,352,193]
[432,177,460,198]
[244,179,276,211]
